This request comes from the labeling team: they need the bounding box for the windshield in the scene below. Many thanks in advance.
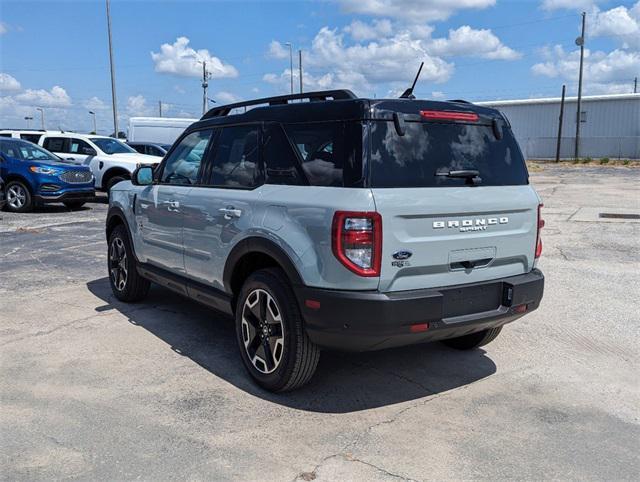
[0,140,60,162]
[369,121,528,188]
[90,137,136,154]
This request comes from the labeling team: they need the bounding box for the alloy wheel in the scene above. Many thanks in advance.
[241,288,285,374]
[7,184,27,210]
[109,237,128,291]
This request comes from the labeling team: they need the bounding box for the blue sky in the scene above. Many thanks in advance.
[1,0,638,134]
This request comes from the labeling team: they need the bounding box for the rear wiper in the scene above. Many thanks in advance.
[435,169,482,185]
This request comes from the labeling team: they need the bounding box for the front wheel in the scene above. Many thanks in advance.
[108,224,150,302]
[106,176,127,197]
[235,268,320,392]
[441,326,503,350]
[5,181,32,213]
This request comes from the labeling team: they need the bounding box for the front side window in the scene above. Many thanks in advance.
[43,137,68,153]
[161,130,212,185]
[369,120,528,188]
[0,140,58,161]
[209,125,259,188]
[70,138,93,154]
[90,137,136,154]
[283,121,363,187]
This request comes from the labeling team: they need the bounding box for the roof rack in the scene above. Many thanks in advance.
[447,99,472,104]
[202,89,357,119]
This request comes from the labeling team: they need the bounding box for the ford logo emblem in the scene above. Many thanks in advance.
[392,251,412,260]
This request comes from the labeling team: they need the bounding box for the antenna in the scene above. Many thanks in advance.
[400,61,424,99]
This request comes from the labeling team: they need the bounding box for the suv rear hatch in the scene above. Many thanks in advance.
[368,101,540,292]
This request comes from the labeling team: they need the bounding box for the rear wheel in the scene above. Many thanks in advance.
[108,224,150,302]
[106,175,127,196]
[442,326,503,350]
[235,268,320,392]
[5,181,32,213]
[63,201,85,210]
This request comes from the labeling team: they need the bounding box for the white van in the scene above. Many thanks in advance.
[127,117,197,145]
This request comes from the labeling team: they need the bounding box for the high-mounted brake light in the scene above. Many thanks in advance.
[332,211,382,277]
[420,110,479,122]
[535,203,544,259]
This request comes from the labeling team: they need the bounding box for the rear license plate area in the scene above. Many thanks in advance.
[442,282,502,318]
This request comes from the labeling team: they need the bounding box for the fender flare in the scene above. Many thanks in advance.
[223,237,304,294]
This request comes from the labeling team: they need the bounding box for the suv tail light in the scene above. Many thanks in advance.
[535,203,544,259]
[332,211,382,277]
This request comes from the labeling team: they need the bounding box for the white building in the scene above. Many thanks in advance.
[477,93,640,160]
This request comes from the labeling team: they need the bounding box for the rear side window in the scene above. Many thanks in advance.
[20,134,42,144]
[43,137,68,153]
[209,125,259,189]
[370,121,528,188]
[263,124,303,186]
[283,122,363,187]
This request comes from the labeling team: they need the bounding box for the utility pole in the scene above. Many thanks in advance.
[574,11,586,160]
[298,49,303,94]
[200,61,209,116]
[555,84,566,163]
[106,0,119,138]
[634,77,638,94]
[89,111,97,133]
[36,107,45,129]
[158,100,162,117]
[285,42,294,94]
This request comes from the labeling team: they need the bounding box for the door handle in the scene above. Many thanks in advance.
[163,200,180,212]
[219,206,242,219]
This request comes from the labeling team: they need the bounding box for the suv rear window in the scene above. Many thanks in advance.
[369,121,528,188]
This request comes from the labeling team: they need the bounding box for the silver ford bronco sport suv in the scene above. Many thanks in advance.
[106,90,544,392]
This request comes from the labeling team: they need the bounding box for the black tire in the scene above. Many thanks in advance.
[4,180,33,213]
[63,201,85,210]
[442,326,503,350]
[235,268,320,392]
[106,175,127,196]
[108,224,150,302]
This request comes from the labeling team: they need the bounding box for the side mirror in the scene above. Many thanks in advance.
[82,147,97,156]
[132,165,154,186]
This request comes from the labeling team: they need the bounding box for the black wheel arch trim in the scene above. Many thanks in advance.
[223,237,304,294]
[106,206,136,256]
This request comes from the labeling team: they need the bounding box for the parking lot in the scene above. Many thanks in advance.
[1,166,639,480]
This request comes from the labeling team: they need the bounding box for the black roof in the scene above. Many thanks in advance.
[191,89,503,130]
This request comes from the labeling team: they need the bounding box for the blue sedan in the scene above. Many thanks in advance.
[0,138,95,212]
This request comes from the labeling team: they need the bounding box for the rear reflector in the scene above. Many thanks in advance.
[535,203,544,259]
[513,304,528,314]
[305,299,321,310]
[420,110,479,122]
[410,323,430,333]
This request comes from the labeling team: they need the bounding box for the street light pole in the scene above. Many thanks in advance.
[285,42,293,94]
[24,116,33,128]
[89,111,97,134]
[298,49,303,94]
[36,107,45,130]
[574,11,586,160]
[200,60,209,116]
[106,0,119,138]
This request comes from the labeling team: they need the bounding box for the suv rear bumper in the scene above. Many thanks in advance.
[295,269,544,352]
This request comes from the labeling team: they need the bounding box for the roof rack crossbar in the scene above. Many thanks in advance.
[202,89,357,119]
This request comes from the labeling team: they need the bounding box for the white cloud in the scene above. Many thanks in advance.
[214,91,242,104]
[532,45,640,93]
[427,25,521,60]
[267,40,291,59]
[339,0,496,22]
[126,95,153,116]
[343,19,393,41]
[591,2,640,49]
[83,96,108,111]
[151,36,238,79]
[431,91,446,99]
[14,85,71,107]
[0,22,7,35]
[0,73,21,92]
[174,85,186,94]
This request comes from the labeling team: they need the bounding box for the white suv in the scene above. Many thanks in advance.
[38,133,159,192]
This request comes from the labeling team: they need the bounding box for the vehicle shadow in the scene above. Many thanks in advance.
[87,277,497,413]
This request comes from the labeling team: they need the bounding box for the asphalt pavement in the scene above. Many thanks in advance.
[1,166,638,480]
